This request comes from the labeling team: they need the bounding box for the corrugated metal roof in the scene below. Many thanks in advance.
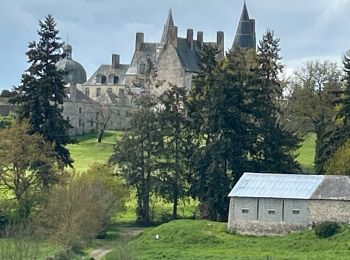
[228,172,324,199]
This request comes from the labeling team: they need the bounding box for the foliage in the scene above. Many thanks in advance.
[36,164,127,251]
[253,30,302,173]
[157,84,193,219]
[0,121,61,219]
[110,95,163,226]
[0,112,16,129]
[10,15,73,166]
[288,60,341,173]
[324,52,350,170]
[107,219,350,260]
[325,139,350,175]
[314,221,341,238]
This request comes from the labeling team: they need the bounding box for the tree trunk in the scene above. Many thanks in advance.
[97,129,104,143]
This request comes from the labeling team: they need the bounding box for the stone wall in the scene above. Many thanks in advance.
[309,199,350,224]
[156,46,185,93]
[63,100,97,136]
[229,220,308,236]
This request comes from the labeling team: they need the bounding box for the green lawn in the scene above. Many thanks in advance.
[67,131,124,171]
[106,220,350,260]
[297,133,316,173]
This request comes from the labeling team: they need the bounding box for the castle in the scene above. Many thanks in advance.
[58,3,256,135]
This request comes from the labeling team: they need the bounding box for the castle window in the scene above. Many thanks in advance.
[79,107,82,114]
[139,63,146,75]
[117,110,120,115]
[113,76,119,84]
[90,118,94,127]
[85,88,90,96]
[66,116,70,122]
[79,118,82,127]
[101,75,107,84]
[96,88,101,97]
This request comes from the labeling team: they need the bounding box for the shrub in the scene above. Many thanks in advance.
[314,221,341,238]
[36,164,128,251]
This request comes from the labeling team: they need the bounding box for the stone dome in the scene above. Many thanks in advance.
[56,44,87,84]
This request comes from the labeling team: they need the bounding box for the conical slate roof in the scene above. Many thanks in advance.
[160,9,175,44]
[232,3,256,49]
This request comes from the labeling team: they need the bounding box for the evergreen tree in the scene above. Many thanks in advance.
[253,30,301,173]
[11,15,72,166]
[109,95,162,225]
[157,84,192,219]
[323,51,350,165]
[187,45,254,220]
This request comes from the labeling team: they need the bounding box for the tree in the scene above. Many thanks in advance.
[187,45,255,220]
[95,94,113,143]
[0,121,61,218]
[157,84,192,219]
[109,95,162,225]
[324,51,350,173]
[36,164,127,250]
[289,60,341,173]
[11,15,72,166]
[252,30,301,173]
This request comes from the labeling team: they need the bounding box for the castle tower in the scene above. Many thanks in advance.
[232,2,256,49]
[160,9,175,45]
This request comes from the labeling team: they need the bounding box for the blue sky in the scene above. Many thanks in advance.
[1,0,350,91]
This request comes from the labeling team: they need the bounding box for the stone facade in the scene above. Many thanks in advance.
[309,200,350,224]
[59,4,256,135]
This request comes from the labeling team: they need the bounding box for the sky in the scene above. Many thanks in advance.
[1,0,350,91]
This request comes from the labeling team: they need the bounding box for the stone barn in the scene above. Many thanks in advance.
[228,172,350,235]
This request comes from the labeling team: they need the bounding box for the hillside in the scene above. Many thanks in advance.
[106,220,350,260]
[67,131,316,172]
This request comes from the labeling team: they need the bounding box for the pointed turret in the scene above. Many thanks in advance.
[232,2,256,49]
[161,9,175,44]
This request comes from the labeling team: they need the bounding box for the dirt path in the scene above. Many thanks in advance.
[89,227,144,260]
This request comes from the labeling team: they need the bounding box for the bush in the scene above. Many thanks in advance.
[314,221,341,238]
[36,164,128,251]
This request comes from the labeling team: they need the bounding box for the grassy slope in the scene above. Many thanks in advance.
[106,220,350,260]
[67,131,124,171]
[297,133,316,173]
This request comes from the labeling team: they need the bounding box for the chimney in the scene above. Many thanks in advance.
[135,32,144,51]
[217,31,224,52]
[70,83,77,102]
[197,31,203,48]
[111,54,120,69]
[167,26,178,47]
[187,29,193,50]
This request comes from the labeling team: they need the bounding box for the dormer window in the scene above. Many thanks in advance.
[139,63,146,75]
[101,75,107,84]
[114,76,119,84]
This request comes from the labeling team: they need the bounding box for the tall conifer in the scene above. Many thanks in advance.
[11,15,72,166]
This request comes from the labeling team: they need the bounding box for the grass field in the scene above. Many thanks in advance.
[67,131,124,171]
[68,131,317,173]
[298,133,316,173]
[106,220,350,260]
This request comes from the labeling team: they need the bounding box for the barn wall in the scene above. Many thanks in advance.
[228,197,310,235]
[284,199,309,224]
[309,200,350,224]
[258,198,283,222]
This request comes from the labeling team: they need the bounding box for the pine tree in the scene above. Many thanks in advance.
[11,15,72,166]
[110,94,162,225]
[157,84,192,219]
[254,30,301,173]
